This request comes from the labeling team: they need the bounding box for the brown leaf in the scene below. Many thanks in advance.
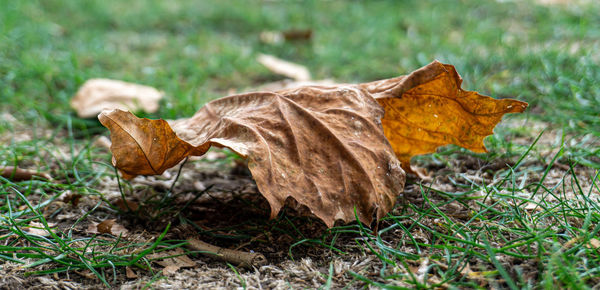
[125,267,138,279]
[114,199,139,212]
[62,193,83,206]
[361,61,528,172]
[99,61,526,227]
[96,219,116,234]
[100,87,404,227]
[148,248,196,276]
[1,166,51,181]
[71,79,163,118]
[162,265,180,276]
[87,219,129,237]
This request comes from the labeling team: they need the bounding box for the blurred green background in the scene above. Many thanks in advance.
[1,0,598,133]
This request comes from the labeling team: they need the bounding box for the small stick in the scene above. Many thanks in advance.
[1,166,51,181]
[186,237,267,269]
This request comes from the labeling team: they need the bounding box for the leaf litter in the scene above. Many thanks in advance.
[86,219,130,237]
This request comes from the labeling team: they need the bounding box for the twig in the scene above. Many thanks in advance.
[1,166,51,181]
[186,237,267,269]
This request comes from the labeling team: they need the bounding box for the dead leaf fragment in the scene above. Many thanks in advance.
[87,219,129,237]
[62,193,83,206]
[100,61,526,227]
[587,238,600,250]
[114,199,139,212]
[257,54,311,81]
[25,221,56,237]
[125,267,138,279]
[1,166,51,181]
[148,248,197,276]
[362,61,528,172]
[71,79,163,118]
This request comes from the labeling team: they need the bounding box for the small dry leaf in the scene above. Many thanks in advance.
[96,219,115,234]
[25,221,56,237]
[114,199,139,212]
[1,166,51,181]
[125,267,138,279]
[71,79,163,118]
[148,248,196,276]
[523,201,541,211]
[257,54,311,81]
[587,238,600,250]
[100,61,526,227]
[87,219,129,236]
[62,193,83,206]
[162,265,180,276]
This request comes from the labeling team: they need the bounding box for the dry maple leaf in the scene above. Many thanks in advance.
[99,61,526,227]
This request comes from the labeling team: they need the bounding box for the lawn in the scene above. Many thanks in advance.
[1,0,599,288]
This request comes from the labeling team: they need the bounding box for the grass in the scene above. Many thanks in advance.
[1,0,599,288]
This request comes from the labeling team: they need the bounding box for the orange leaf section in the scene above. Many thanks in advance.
[100,88,405,227]
[361,61,528,171]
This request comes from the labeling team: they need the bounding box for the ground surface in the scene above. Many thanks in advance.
[1,0,599,289]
